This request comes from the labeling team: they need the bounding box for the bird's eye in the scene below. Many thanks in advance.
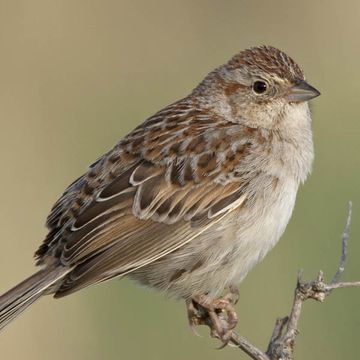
[252,80,268,94]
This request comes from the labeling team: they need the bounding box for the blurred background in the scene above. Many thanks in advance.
[0,1,359,359]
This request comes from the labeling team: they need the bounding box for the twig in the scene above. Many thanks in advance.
[331,201,352,284]
[201,202,359,360]
[229,331,269,360]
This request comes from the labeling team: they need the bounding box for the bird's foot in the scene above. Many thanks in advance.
[186,288,239,346]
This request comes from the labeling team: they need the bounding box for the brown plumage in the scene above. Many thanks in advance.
[0,46,320,340]
[37,100,253,296]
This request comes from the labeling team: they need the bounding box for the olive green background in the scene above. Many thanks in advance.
[0,1,359,359]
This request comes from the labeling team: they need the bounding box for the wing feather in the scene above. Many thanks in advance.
[56,197,246,297]
[36,98,255,296]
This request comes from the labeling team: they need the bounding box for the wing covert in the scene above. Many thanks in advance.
[36,98,255,295]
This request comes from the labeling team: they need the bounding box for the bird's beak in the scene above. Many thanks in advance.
[286,80,321,102]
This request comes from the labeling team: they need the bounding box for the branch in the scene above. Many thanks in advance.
[331,201,352,284]
[207,202,359,360]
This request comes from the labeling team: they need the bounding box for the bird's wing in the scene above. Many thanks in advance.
[36,99,255,296]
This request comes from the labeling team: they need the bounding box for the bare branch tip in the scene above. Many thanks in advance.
[317,270,324,282]
[345,200,352,229]
[296,269,304,286]
[331,201,354,284]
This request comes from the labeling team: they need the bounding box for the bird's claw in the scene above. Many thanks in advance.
[186,287,239,346]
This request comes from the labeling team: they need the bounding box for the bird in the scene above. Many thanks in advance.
[0,45,320,343]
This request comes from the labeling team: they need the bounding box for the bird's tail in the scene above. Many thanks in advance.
[0,266,69,331]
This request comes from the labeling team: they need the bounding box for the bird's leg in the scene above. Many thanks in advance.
[186,288,239,345]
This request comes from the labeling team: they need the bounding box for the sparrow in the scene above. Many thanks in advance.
[0,45,320,343]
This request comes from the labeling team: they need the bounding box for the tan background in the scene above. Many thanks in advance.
[0,1,359,359]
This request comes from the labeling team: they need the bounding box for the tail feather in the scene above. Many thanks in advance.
[0,266,70,330]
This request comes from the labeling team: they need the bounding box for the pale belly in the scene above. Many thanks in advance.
[129,178,298,299]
